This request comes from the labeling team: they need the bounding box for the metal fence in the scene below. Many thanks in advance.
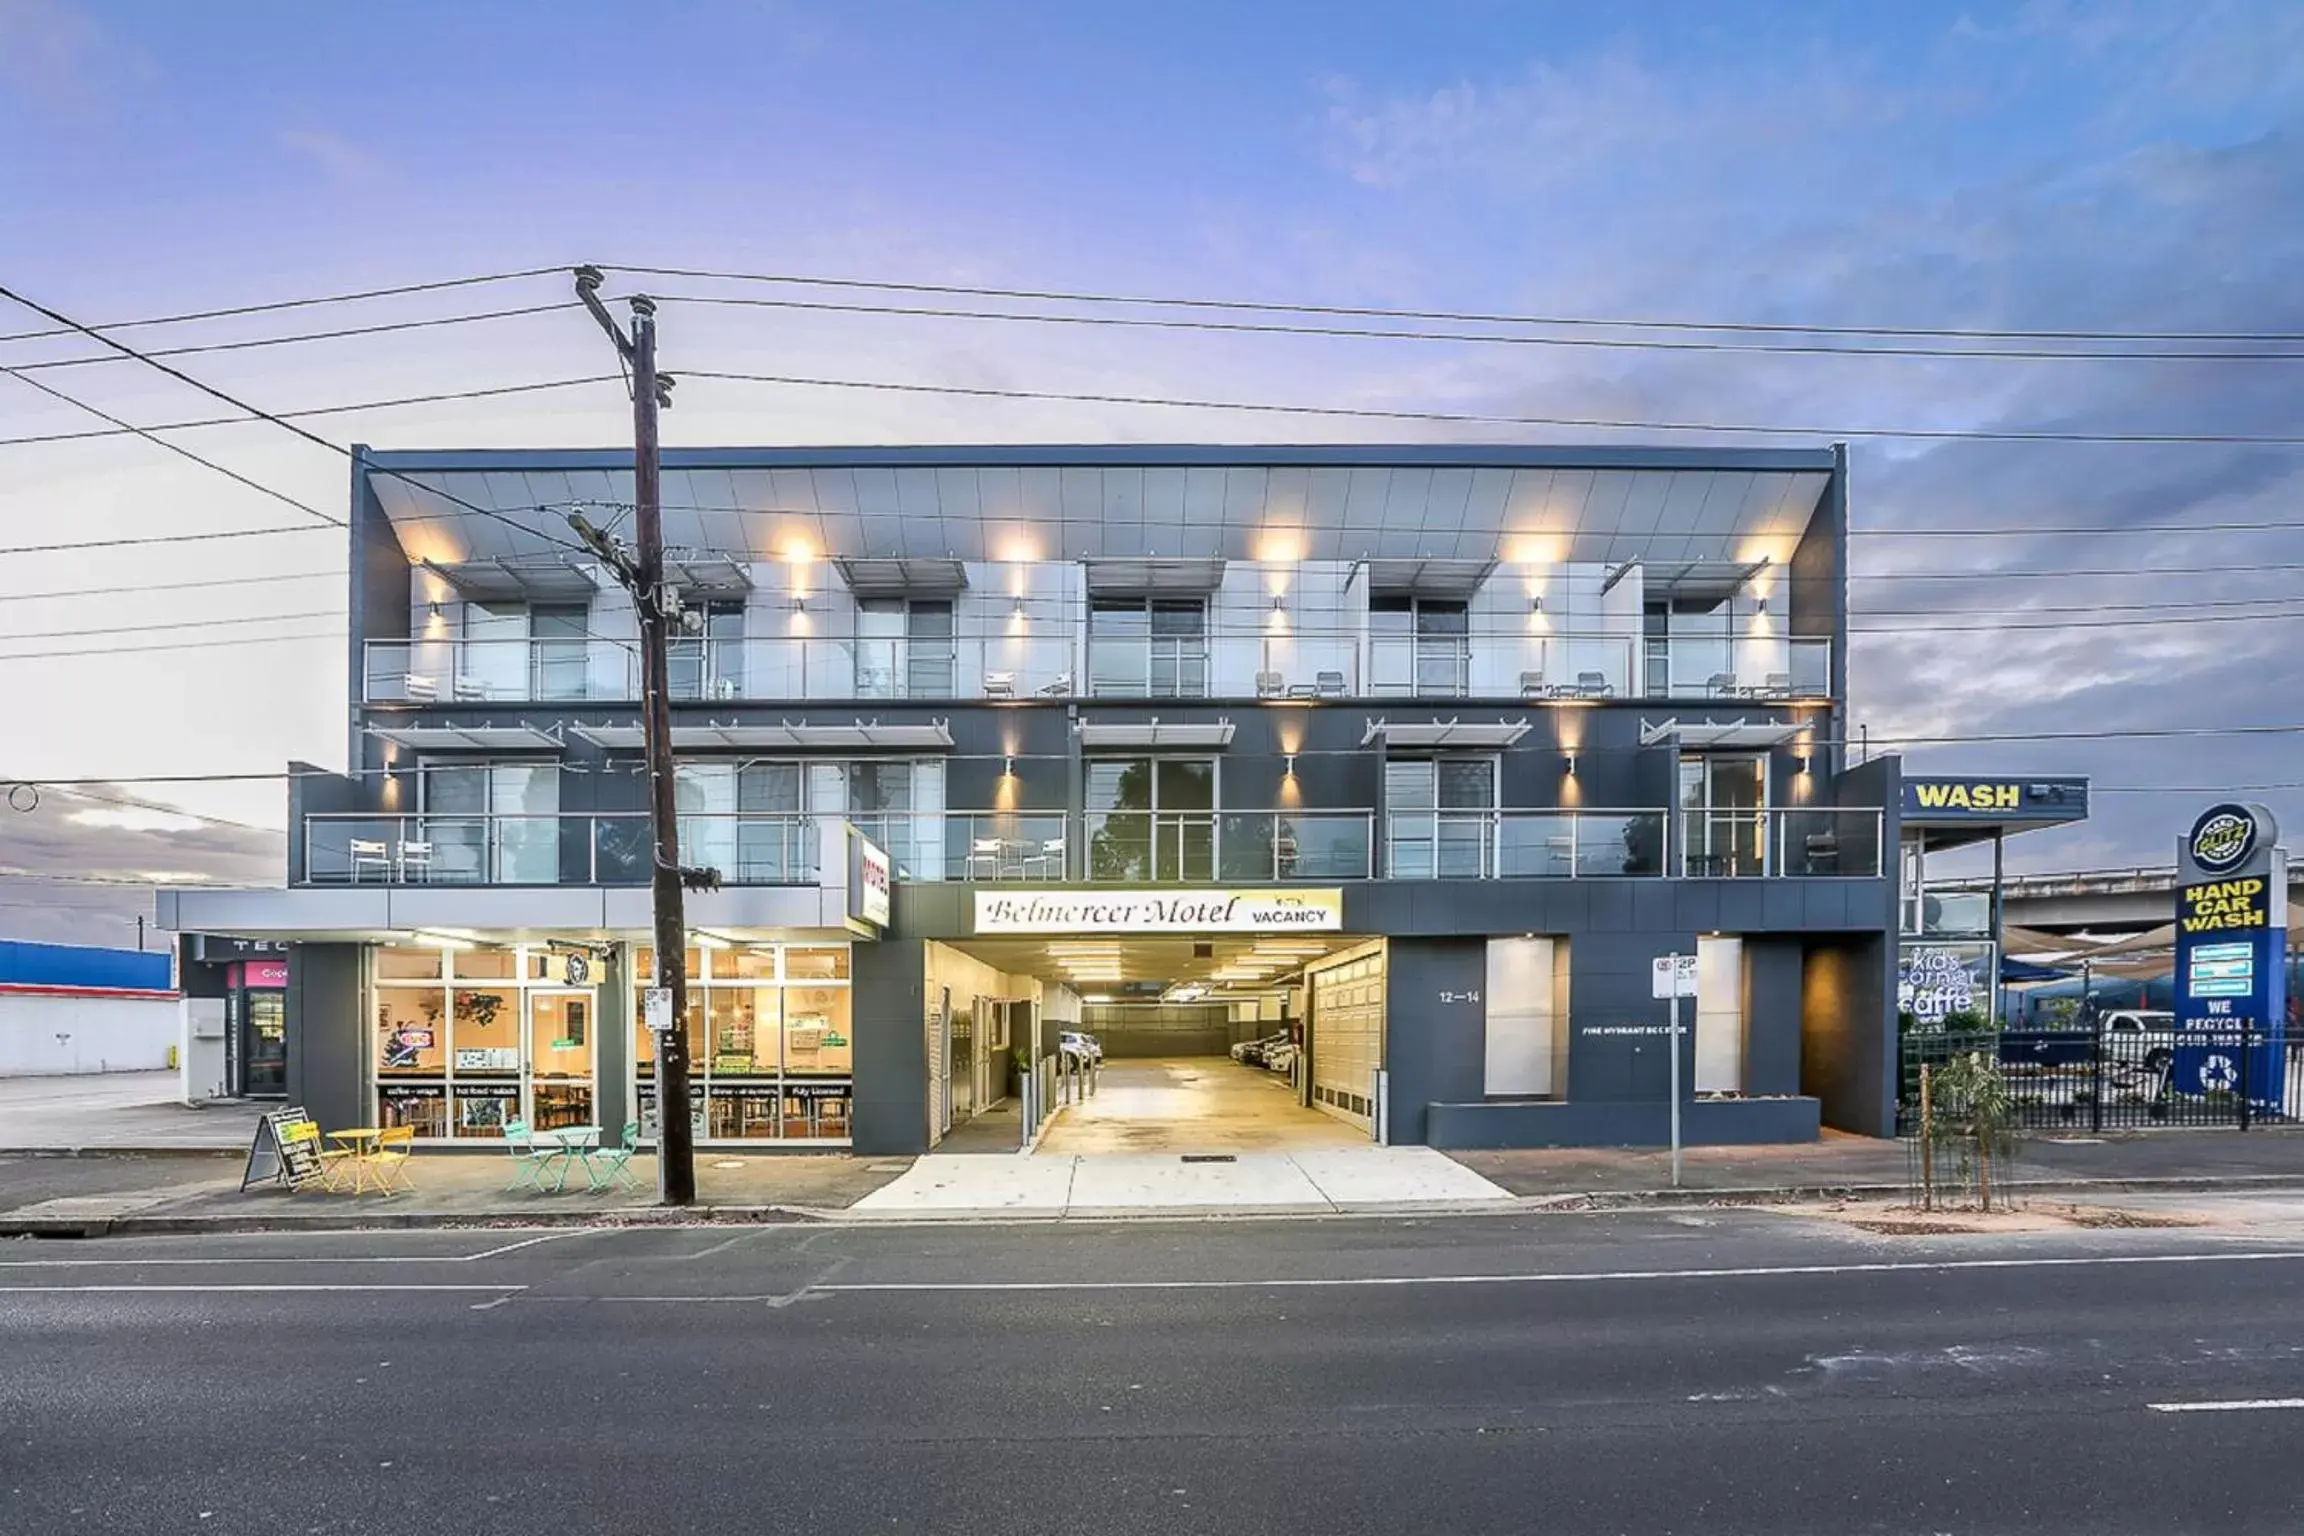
[1898,1028,2304,1135]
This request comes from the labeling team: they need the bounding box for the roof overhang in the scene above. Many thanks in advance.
[1083,557,1227,595]
[662,555,754,597]
[1603,557,1771,602]
[833,557,970,597]
[1076,719,1237,749]
[569,721,955,752]
[1361,718,1532,749]
[420,556,599,602]
[1357,558,1497,599]
[368,724,564,751]
[1639,717,1806,750]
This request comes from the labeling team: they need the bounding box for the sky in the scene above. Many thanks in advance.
[2,0,2302,944]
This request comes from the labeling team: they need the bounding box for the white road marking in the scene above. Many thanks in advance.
[0,1283,526,1294]
[804,1248,2304,1294]
[2148,1398,2304,1413]
[0,1228,607,1268]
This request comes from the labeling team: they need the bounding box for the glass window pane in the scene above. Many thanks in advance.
[1155,758,1214,810]
[1436,759,1494,809]
[377,988,447,1075]
[1085,759,1148,813]
[723,949,778,982]
[376,946,442,980]
[1385,761,1435,810]
[451,947,517,980]
[422,764,489,815]
[782,984,851,1077]
[784,946,849,982]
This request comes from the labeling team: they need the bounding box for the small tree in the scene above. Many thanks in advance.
[1929,1050,2019,1211]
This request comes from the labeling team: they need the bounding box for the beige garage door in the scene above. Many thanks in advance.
[1309,949,1384,1133]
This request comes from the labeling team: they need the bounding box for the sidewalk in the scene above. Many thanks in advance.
[0,1071,268,1150]
[1455,1126,2304,1201]
[6,1122,2304,1236]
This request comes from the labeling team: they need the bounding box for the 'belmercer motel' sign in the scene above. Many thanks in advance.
[974,889,1344,935]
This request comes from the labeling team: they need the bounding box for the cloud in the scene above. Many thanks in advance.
[0,0,105,107]
[0,785,283,946]
[278,127,392,187]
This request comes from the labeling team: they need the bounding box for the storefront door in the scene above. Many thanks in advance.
[241,988,287,1096]
[524,989,596,1130]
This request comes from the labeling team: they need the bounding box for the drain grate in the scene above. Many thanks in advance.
[1180,1154,1237,1164]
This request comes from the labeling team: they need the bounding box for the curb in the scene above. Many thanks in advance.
[10,1173,2304,1239]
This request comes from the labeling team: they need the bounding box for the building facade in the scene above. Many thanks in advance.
[159,442,2082,1154]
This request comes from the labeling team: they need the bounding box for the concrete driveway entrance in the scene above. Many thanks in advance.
[1036,1056,1368,1155]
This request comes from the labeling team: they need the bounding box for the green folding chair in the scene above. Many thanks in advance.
[584,1122,643,1193]
[502,1119,560,1192]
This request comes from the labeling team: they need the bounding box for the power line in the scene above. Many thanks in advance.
[0,359,346,529]
[1851,594,2304,618]
[0,280,598,563]
[0,569,336,603]
[0,608,342,644]
[681,368,2304,448]
[2,300,582,376]
[656,292,2304,363]
[610,264,2304,347]
[1851,609,2304,633]
[0,376,619,450]
[0,629,340,661]
[0,523,337,556]
[1849,561,2304,582]
[0,266,564,346]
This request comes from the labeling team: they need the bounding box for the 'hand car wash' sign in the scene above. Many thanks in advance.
[2173,803,2288,1108]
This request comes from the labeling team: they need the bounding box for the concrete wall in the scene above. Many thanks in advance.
[285,944,367,1132]
[1079,1003,1236,1058]
[851,939,928,1156]
[0,993,179,1075]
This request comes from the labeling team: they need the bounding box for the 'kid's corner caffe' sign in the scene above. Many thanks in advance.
[973,888,1345,935]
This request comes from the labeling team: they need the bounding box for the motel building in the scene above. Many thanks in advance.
[157,443,2085,1156]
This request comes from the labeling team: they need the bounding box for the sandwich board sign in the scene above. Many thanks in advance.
[240,1106,328,1192]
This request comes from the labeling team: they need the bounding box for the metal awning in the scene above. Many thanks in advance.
[367,724,564,751]
[1361,718,1531,749]
[662,555,754,597]
[1639,718,1806,749]
[569,721,955,752]
[1076,719,1236,749]
[1083,557,1227,595]
[1357,558,1497,599]
[833,557,970,597]
[1604,557,1771,602]
[420,557,599,602]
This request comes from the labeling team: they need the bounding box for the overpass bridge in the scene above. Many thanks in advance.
[1939,864,2304,935]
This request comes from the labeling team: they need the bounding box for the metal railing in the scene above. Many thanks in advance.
[1899,1027,2304,1133]
[360,630,1831,705]
[1675,807,1883,878]
[299,805,1882,886]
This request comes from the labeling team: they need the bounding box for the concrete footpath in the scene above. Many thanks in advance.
[5,1125,2304,1236]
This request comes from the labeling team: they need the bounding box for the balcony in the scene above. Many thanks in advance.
[361,630,1832,705]
[302,806,1880,887]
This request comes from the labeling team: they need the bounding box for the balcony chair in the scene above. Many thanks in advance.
[396,841,433,882]
[1762,672,1793,698]
[1256,670,1285,698]
[1574,671,1613,698]
[1704,672,1737,697]
[1024,837,1066,878]
[982,671,1017,699]
[1037,672,1074,697]
[1519,671,1547,699]
[451,676,492,701]
[968,837,1002,878]
[1314,670,1347,698]
[1802,831,1841,874]
[348,838,391,882]
[401,673,439,701]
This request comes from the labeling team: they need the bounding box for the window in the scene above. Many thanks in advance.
[675,762,807,883]
[856,599,956,698]
[668,600,746,700]
[1085,757,1216,880]
[1370,595,1470,697]
[373,943,599,1140]
[1680,755,1766,876]
[530,604,589,701]
[633,944,853,1142]
[1089,597,1207,696]
[1385,758,1496,878]
[1693,935,1745,1094]
[419,761,560,883]
[1484,936,1566,1096]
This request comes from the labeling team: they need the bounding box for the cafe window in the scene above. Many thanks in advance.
[631,942,853,1144]
[372,944,599,1141]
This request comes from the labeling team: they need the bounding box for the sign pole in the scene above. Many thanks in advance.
[1668,980,1683,1188]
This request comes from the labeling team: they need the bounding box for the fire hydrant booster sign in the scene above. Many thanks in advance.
[2173,803,2288,1108]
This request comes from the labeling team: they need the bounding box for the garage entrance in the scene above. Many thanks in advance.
[939,933,1387,1154]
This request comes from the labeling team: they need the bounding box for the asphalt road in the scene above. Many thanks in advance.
[6,1211,2304,1534]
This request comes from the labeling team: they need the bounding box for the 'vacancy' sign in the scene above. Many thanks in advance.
[973,889,1345,934]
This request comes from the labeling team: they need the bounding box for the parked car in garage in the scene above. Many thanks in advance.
[1232,1030,1290,1066]
[1264,1041,1299,1075]
[1058,1030,1103,1064]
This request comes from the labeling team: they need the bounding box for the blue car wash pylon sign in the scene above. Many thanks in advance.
[2173,803,2288,1110]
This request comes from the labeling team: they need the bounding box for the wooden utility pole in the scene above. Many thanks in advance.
[572,267,695,1205]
